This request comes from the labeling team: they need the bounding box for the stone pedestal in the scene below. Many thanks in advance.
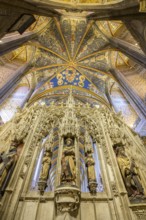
[38,180,47,195]
[55,185,80,213]
[88,181,97,194]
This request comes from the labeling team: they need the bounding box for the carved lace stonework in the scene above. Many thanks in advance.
[59,91,79,138]
[111,181,118,197]
[102,142,111,165]
[55,186,80,213]
[1,89,146,218]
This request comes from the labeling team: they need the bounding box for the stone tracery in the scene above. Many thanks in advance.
[0,88,146,218]
[0,3,146,218]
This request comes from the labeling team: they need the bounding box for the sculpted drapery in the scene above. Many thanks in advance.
[115,144,144,197]
[0,141,18,194]
[86,149,96,182]
[86,148,97,193]
[61,138,76,184]
[39,149,52,181]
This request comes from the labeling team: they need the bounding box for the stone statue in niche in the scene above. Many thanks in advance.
[0,140,19,197]
[39,149,52,181]
[114,143,144,198]
[55,136,80,214]
[85,148,97,193]
[61,137,76,185]
[38,148,52,194]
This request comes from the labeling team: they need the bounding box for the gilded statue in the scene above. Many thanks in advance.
[61,137,76,184]
[114,144,144,197]
[39,148,52,181]
[0,141,18,195]
[86,148,97,193]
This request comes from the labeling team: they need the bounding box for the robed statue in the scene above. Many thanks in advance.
[38,148,52,194]
[114,144,144,197]
[0,141,18,196]
[39,148,52,181]
[61,137,76,185]
[85,148,97,193]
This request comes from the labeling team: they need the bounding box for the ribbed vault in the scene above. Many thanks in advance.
[25,17,135,106]
[0,14,145,134]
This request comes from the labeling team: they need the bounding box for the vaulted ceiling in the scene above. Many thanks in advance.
[25,17,135,106]
[0,13,146,135]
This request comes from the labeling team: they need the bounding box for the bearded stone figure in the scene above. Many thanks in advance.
[114,144,144,198]
[0,141,18,195]
[39,149,52,181]
[61,137,76,185]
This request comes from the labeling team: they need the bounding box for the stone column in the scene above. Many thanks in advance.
[0,31,35,56]
[110,68,146,135]
[123,17,146,55]
[0,64,31,105]
[55,136,63,188]
[20,88,35,109]
[108,37,146,68]
[75,137,80,188]
[0,106,43,220]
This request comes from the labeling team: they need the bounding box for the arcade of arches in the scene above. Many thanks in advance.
[0,1,146,219]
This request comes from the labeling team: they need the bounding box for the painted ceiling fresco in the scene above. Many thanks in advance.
[0,16,142,131]
[40,0,123,5]
[28,18,132,104]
